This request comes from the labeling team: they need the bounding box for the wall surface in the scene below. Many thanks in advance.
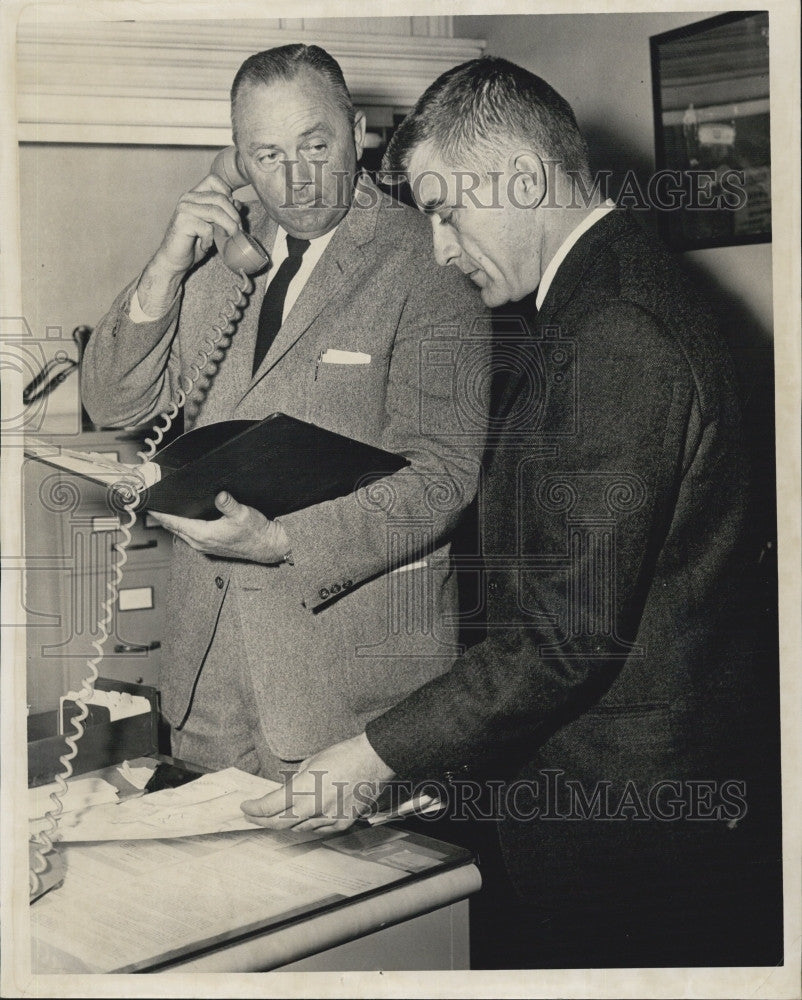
[18,144,220,427]
[455,12,774,343]
[19,143,221,346]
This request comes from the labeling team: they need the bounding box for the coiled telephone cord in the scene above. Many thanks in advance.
[29,270,254,899]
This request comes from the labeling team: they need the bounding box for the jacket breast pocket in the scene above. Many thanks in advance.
[311,356,388,437]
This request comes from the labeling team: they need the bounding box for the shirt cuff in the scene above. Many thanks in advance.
[128,286,171,323]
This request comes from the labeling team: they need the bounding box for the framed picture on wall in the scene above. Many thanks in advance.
[650,11,771,250]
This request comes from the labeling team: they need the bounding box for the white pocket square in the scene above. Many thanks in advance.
[320,349,371,365]
[393,558,428,574]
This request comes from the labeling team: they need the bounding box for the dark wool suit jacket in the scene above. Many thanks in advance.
[367,210,782,962]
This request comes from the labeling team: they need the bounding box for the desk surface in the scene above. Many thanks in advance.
[29,758,480,973]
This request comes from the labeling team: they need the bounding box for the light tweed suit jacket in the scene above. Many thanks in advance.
[82,174,489,759]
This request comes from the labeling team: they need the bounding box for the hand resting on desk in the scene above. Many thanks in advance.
[241,732,395,833]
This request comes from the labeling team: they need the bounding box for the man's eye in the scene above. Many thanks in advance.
[258,152,279,165]
[306,143,328,157]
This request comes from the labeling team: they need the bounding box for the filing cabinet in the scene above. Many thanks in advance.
[24,430,171,712]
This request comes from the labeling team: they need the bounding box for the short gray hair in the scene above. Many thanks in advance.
[231,44,355,136]
[383,56,590,181]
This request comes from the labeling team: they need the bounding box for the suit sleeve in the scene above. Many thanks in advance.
[80,278,184,429]
[365,300,709,782]
[277,256,490,610]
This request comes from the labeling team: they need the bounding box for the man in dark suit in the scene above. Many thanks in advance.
[243,57,782,969]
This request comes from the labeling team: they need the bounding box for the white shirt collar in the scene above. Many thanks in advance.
[268,224,337,277]
[535,200,616,311]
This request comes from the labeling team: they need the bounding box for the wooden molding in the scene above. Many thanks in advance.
[16,19,484,145]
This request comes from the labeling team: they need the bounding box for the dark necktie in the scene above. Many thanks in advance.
[252,234,310,375]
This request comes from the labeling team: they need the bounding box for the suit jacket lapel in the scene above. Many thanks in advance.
[493,211,636,426]
[536,208,635,323]
[242,173,381,399]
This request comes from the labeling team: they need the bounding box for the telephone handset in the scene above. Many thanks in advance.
[209,146,270,275]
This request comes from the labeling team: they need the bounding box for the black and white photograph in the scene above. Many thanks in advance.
[1,1,799,997]
[650,10,772,249]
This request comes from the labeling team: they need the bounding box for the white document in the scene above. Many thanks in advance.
[56,767,282,842]
[24,437,161,488]
[31,827,403,973]
[59,688,150,732]
[118,759,155,790]
[29,776,119,822]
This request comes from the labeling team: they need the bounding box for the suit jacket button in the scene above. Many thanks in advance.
[331,583,341,594]
[215,576,224,589]
[344,579,353,589]
[319,587,330,600]
[488,581,499,594]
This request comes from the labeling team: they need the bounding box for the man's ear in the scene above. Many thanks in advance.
[510,150,547,209]
[353,110,367,161]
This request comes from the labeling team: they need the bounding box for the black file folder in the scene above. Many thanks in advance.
[143,413,409,519]
[25,414,409,520]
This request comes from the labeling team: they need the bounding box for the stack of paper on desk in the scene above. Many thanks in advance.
[29,775,120,823]
[27,767,470,974]
[48,766,445,841]
[54,768,280,841]
[24,437,161,488]
[30,827,406,973]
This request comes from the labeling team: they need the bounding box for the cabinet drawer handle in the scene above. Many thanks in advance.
[113,641,161,653]
[127,539,158,551]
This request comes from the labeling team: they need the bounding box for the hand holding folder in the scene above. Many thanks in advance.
[147,489,297,565]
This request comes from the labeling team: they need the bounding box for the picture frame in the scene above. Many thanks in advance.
[650,11,771,250]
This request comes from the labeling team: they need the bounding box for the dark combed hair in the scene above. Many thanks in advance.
[231,44,355,131]
[383,56,589,181]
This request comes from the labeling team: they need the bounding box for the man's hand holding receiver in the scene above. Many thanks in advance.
[136,173,243,319]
